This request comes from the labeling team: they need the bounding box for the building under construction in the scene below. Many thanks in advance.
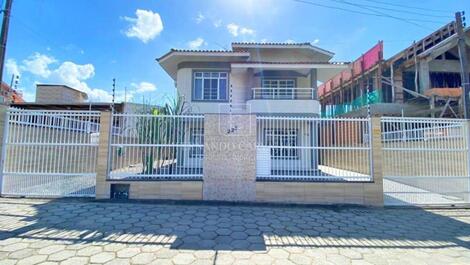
[319,18,470,118]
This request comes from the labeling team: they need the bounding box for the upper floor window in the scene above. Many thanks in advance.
[193,71,228,101]
[262,79,296,88]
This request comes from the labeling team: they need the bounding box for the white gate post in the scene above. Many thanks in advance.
[0,106,9,196]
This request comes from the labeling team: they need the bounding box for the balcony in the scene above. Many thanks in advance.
[247,88,320,115]
[251,87,317,100]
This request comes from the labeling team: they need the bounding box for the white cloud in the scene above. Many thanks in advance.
[226,23,255,37]
[5,59,20,77]
[21,53,56,78]
[11,52,113,102]
[123,9,163,43]
[187,37,206,49]
[21,90,35,102]
[10,52,158,103]
[240,27,255,35]
[195,12,205,24]
[285,39,295,44]
[132,81,157,93]
[312,39,320,44]
[213,19,222,28]
[227,23,239,36]
[48,61,115,102]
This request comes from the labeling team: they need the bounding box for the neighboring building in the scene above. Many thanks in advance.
[35,84,88,104]
[0,82,24,104]
[319,21,470,118]
[11,102,147,112]
[158,42,347,115]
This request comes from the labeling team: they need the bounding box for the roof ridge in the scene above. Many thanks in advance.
[232,42,312,46]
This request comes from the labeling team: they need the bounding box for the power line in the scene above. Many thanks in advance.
[292,0,444,29]
[329,0,433,30]
[361,0,454,14]
[339,0,452,18]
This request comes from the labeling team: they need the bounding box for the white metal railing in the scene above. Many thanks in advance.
[109,113,204,180]
[1,109,99,197]
[252,88,316,100]
[382,117,464,142]
[8,108,101,133]
[256,116,372,181]
[381,117,470,206]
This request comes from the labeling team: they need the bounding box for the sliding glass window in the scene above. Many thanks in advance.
[193,72,228,101]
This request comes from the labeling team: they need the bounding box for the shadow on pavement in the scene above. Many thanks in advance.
[0,198,469,251]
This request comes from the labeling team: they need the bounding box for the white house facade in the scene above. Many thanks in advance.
[158,42,348,179]
[158,42,347,115]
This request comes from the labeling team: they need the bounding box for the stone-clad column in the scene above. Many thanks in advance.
[203,114,256,201]
[95,111,112,199]
[364,117,384,206]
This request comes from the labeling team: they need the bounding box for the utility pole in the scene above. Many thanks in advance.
[0,0,13,85]
[112,78,116,112]
[456,12,470,119]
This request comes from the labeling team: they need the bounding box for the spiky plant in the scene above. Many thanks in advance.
[136,94,188,175]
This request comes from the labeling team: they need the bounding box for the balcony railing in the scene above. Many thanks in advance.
[252,88,317,100]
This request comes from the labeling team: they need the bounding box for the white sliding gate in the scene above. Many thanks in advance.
[256,116,372,181]
[1,109,99,197]
[109,113,204,180]
[382,117,470,206]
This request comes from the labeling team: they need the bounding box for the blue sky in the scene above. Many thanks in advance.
[4,0,469,104]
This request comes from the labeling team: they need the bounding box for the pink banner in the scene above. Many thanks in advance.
[363,42,383,71]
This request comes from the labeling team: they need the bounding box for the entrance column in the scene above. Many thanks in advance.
[203,114,256,201]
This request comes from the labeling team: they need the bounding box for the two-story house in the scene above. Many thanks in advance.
[158,42,348,178]
[158,42,347,114]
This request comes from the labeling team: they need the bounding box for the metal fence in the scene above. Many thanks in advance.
[109,113,204,180]
[256,116,372,181]
[1,109,99,197]
[381,117,470,206]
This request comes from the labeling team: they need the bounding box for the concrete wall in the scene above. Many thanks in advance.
[256,182,381,205]
[36,85,87,104]
[247,99,320,114]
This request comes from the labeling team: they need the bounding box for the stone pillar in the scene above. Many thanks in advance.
[0,105,8,194]
[95,111,112,199]
[203,114,256,201]
[364,117,384,206]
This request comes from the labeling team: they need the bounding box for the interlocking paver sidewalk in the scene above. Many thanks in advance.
[0,198,469,264]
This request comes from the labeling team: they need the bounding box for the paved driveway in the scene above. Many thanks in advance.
[0,198,469,265]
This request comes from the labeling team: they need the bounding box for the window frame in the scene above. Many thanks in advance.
[189,128,204,158]
[264,128,299,160]
[192,70,229,102]
[261,78,296,88]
